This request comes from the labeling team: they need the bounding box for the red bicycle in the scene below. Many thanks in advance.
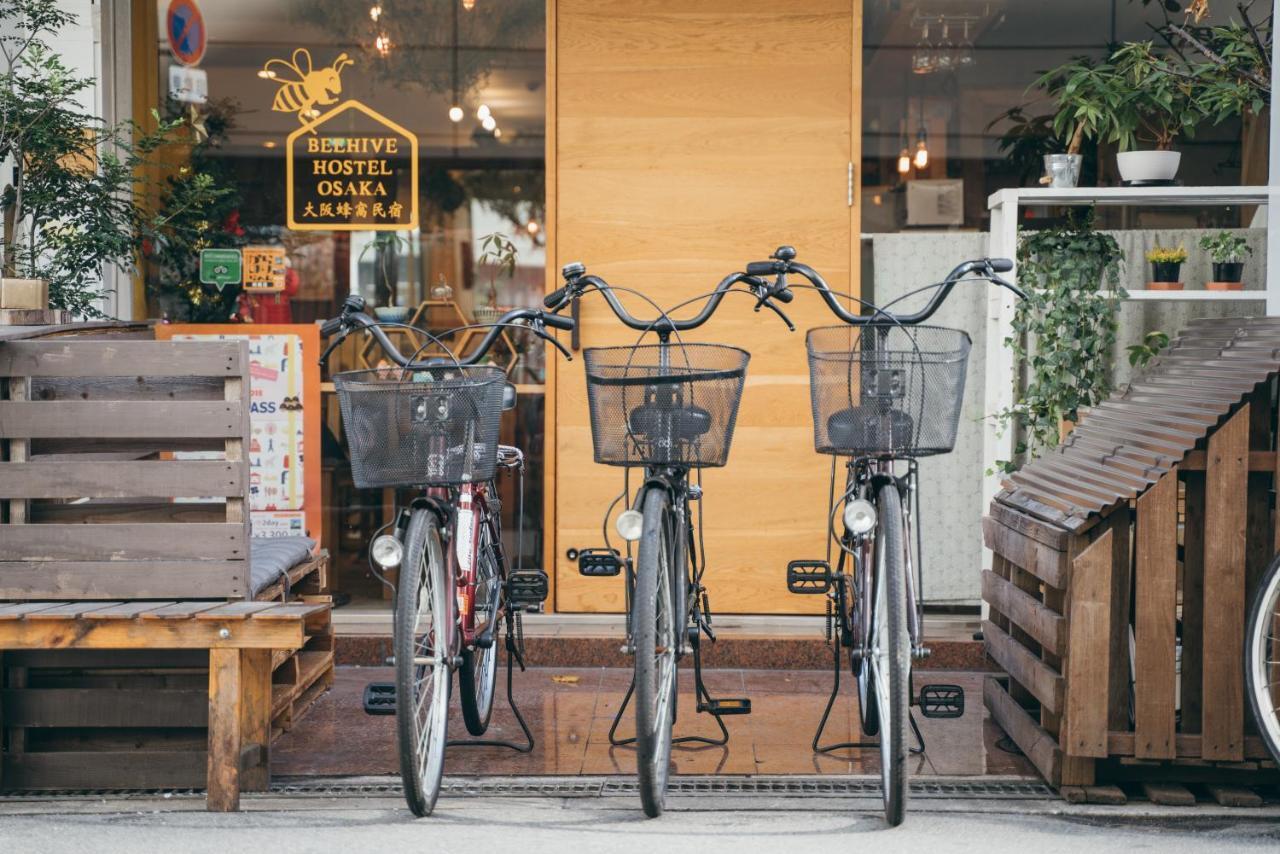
[320,295,573,815]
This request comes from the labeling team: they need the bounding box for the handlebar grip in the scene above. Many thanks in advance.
[320,316,344,337]
[987,258,1014,273]
[745,261,778,277]
[544,286,569,309]
[541,312,574,331]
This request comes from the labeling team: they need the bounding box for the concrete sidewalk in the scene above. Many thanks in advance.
[2,777,1278,853]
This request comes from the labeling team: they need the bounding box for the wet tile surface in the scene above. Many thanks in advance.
[273,665,1037,779]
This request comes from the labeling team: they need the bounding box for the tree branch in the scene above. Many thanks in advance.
[1238,2,1271,76]
[1169,23,1271,92]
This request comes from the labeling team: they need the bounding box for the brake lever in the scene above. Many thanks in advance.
[755,297,796,332]
[318,332,345,366]
[533,320,574,361]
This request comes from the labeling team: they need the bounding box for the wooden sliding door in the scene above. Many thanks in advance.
[547,0,862,613]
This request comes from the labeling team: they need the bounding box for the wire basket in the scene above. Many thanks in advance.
[334,365,507,487]
[806,324,971,457]
[583,343,750,468]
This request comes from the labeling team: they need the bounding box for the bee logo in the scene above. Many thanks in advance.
[261,49,354,127]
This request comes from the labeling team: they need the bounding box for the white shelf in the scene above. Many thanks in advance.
[1122,290,1266,301]
[989,185,1273,209]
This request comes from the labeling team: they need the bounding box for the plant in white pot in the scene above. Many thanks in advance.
[1199,231,1252,291]
[473,232,518,325]
[1106,42,1205,184]
[0,0,209,320]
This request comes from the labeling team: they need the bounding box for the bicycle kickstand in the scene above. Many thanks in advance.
[448,610,535,753]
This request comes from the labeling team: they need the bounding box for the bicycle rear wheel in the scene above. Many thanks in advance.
[1247,554,1280,764]
[396,508,451,817]
[633,486,678,818]
[870,481,910,826]
[459,521,501,736]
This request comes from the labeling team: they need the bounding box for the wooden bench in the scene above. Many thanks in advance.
[0,600,325,810]
[0,335,334,795]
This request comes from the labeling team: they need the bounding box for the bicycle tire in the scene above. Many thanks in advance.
[459,520,500,736]
[634,486,678,818]
[396,508,451,817]
[871,481,910,826]
[1246,553,1280,765]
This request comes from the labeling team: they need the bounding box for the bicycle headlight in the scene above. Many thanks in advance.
[843,499,877,536]
[371,534,404,569]
[616,509,644,542]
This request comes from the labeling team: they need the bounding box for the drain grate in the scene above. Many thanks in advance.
[1,776,1053,802]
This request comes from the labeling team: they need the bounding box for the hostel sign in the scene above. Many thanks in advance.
[286,100,418,232]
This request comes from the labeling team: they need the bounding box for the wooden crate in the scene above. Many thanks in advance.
[983,318,1280,797]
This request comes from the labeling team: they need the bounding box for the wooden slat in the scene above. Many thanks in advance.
[7,376,29,526]
[1107,731,1275,760]
[0,617,305,650]
[981,516,1068,590]
[981,570,1066,656]
[0,461,242,499]
[1181,470,1206,734]
[1105,504,1133,731]
[1061,528,1113,759]
[30,375,225,402]
[982,619,1063,714]
[0,401,243,439]
[989,503,1070,550]
[1181,449,1276,472]
[0,688,206,728]
[0,340,242,377]
[1,750,205,790]
[81,601,180,619]
[0,562,245,600]
[193,602,281,621]
[0,524,245,561]
[31,501,227,525]
[983,675,1067,787]
[240,649,273,792]
[248,603,329,621]
[139,602,229,620]
[207,647,243,812]
[22,602,127,620]
[1202,405,1249,761]
[0,602,64,620]
[1133,470,1178,760]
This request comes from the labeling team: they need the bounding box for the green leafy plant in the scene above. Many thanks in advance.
[145,98,243,322]
[359,232,410,307]
[1198,230,1252,263]
[0,0,209,317]
[993,210,1125,471]
[1127,330,1171,368]
[1146,244,1188,263]
[477,232,518,309]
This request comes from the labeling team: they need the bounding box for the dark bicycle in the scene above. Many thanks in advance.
[319,295,574,815]
[742,246,1023,825]
[545,262,792,816]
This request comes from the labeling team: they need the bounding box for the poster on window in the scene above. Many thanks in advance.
[157,324,322,543]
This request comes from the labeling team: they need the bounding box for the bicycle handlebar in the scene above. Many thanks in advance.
[318,295,575,368]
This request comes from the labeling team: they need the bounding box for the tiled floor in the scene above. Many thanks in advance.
[274,665,1037,779]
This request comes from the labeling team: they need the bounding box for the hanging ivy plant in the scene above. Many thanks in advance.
[994,209,1124,472]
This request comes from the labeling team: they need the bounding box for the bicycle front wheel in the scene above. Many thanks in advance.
[459,521,501,736]
[633,486,678,818]
[1247,554,1280,764]
[870,481,910,826]
[396,508,451,817]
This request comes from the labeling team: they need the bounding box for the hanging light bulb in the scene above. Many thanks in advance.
[897,147,912,174]
[492,127,503,139]
[476,104,491,121]
[914,134,929,170]
[448,105,464,122]
[375,33,392,56]
[369,4,382,21]
[481,115,496,132]
[462,0,476,9]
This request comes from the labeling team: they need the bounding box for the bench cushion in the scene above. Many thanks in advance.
[249,537,316,597]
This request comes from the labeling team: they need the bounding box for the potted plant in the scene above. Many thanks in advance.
[0,1,203,320]
[474,232,518,325]
[1146,244,1187,290]
[1198,231,1252,290]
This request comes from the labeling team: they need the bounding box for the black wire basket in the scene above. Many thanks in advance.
[806,324,971,458]
[334,365,507,487]
[583,343,750,468]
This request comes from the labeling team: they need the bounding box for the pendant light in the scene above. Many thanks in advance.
[913,100,929,170]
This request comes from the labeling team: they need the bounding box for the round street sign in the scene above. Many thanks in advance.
[166,0,206,68]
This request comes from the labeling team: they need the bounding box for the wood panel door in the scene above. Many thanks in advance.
[547,0,861,614]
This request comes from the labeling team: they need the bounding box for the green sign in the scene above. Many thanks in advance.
[199,248,242,290]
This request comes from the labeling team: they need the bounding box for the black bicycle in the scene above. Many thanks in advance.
[545,262,792,816]
[742,246,1023,825]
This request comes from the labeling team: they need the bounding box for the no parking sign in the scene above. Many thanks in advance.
[166,0,206,68]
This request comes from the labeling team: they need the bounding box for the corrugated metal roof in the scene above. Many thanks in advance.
[994,316,1280,532]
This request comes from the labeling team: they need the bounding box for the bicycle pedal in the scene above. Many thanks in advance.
[363,681,396,715]
[699,697,752,716]
[918,683,964,719]
[787,559,832,594]
[577,547,625,577]
[507,570,549,606]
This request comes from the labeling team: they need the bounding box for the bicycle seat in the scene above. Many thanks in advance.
[628,402,713,441]
[827,406,914,452]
